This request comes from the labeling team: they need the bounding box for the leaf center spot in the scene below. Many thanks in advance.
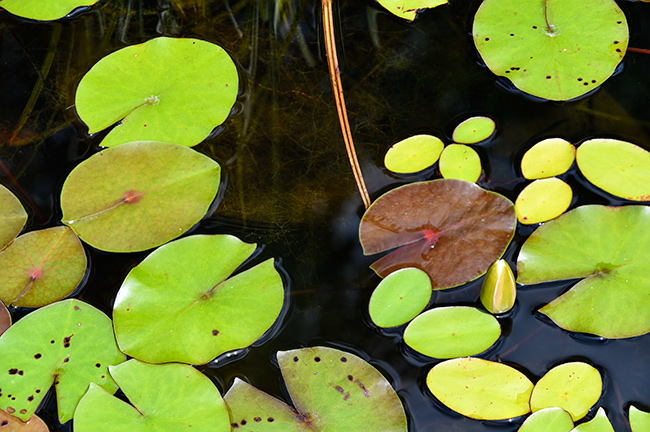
[122,190,143,205]
[28,266,44,280]
[144,95,160,106]
[422,227,441,245]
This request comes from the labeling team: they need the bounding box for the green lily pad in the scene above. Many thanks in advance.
[452,116,496,144]
[75,37,238,148]
[0,184,26,251]
[113,234,284,364]
[0,299,125,423]
[384,135,444,174]
[521,138,575,180]
[0,227,87,308]
[224,346,407,431]
[404,306,500,358]
[480,259,516,314]
[530,362,602,421]
[473,0,628,101]
[74,360,230,432]
[427,357,533,420]
[572,408,614,432]
[60,141,220,253]
[576,138,650,201]
[517,205,650,338]
[0,301,10,336]
[439,144,482,183]
[375,0,447,21]
[359,179,516,289]
[515,177,573,224]
[629,406,650,432]
[519,407,574,432]
[0,0,98,21]
[368,267,431,328]
[0,409,48,432]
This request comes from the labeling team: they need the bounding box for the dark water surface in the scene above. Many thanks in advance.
[1,1,649,431]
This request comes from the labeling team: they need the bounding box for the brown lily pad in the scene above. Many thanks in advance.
[0,409,48,432]
[359,179,516,289]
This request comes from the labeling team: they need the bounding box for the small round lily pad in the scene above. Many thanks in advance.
[369,267,431,328]
[480,259,516,314]
[384,135,444,174]
[530,362,602,421]
[60,141,221,253]
[521,138,575,179]
[375,0,447,20]
[0,0,98,21]
[75,37,239,148]
[576,138,650,201]
[427,357,533,420]
[404,306,501,358]
[452,116,496,144]
[0,184,27,251]
[515,177,572,224]
[518,407,574,432]
[439,144,482,182]
[0,226,87,308]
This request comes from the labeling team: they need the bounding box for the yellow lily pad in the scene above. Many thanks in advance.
[515,177,572,224]
[452,116,496,144]
[384,135,444,174]
[439,144,482,182]
[521,138,576,179]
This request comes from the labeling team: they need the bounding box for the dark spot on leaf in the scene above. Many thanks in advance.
[231,423,239,428]
[74,306,80,311]
[34,354,41,359]
[505,71,510,74]
[212,330,219,336]
[617,21,622,24]
[63,358,69,363]
[356,380,370,397]
[95,363,101,368]
[241,419,247,425]
[35,390,40,393]
[577,78,583,81]
[27,395,34,402]
[254,417,261,422]
[532,25,537,29]
[584,82,589,86]
[293,356,299,362]
[268,417,275,422]
[509,33,514,36]
[335,385,345,393]
[485,37,489,41]
[63,334,73,348]
[8,369,17,375]
[546,76,551,79]
[50,340,55,344]
[101,375,105,379]
[6,407,14,414]
[344,393,350,400]
[314,357,321,362]
[591,80,596,83]
[347,375,353,381]
[340,357,347,362]
[614,40,619,44]
[616,48,621,53]
[19,409,26,414]
[1,420,7,426]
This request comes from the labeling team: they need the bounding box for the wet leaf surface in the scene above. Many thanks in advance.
[480,259,516,314]
[0,227,86,308]
[452,116,496,144]
[572,408,613,432]
[113,234,284,364]
[0,185,26,251]
[518,407,574,432]
[517,205,650,338]
[74,360,230,432]
[368,267,431,328]
[0,0,98,21]
[0,409,48,432]
[439,144,482,183]
[75,37,238,148]
[473,0,628,100]
[375,0,447,21]
[427,357,533,420]
[521,138,575,180]
[359,179,516,289]
[530,362,602,421]
[576,138,650,201]
[384,135,443,174]
[404,306,501,358]
[0,299,125,422]
[515,177,572,224]
[60,141,220,252]
[225,346,408,432]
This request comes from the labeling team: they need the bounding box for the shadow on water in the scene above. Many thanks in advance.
[1,0,649,431]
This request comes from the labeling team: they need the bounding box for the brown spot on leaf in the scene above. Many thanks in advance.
[63,334,73,348]
[212,330,219,336]
[347,375,353,381]
[8,369,17,375]
[268,417,275,422]
[34,354,41,359]
[19,409,26,415]
[241,419,247,425]
[340,357,347,362]
[314,357,321,362]
[254,417,261,422]
[27,395,34,402]
[6,407,14,414]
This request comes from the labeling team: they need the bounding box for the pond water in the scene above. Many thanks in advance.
[1,0,649,431]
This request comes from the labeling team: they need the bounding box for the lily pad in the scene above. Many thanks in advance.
[517,205,650,338]
[224,346,408,431]
[439,144,482,183]
[404,306,501,358]
[452,116,496,144]
[572,408,613,432]
[0,301,10,336]
[521,138,575,180]
[0,226,87,308]
[530,362,602,421]
[0,184,27,251]
[427,357,533,420]
[60,141,220,253]
[359,179,516,289]
[375,0,447,21]
[75,37,238,148]
[473,0,628,101]
[0,0,97,21]
[629,406,650,432]
[515,177,573,224]
[0,299,125,422]
[113,234,284,364]
[0,409,48,432]
[519,407,574,432]
[480,259,516,314]
[384,135,444,174]
[576,138,650,201]
[368,267,431,328]
[74,360,230,432]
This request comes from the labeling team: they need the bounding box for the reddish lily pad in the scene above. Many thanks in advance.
[224,346,407,431]
[359,179,516,289]
[0,299,125,423]
[0,409,48,432]
[0,184,27,251]
[60,141,220,253]
[0,301,10,336]
[0,226,87,308]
